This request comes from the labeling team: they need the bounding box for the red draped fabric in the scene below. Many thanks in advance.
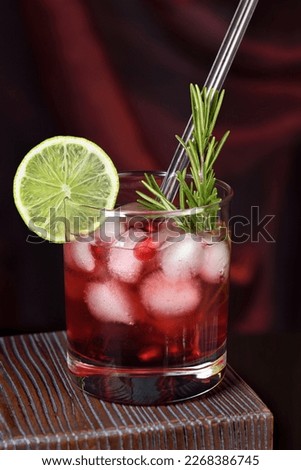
[1,0,301,334]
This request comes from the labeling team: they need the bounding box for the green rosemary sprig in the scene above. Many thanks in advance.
[136,84,230,232]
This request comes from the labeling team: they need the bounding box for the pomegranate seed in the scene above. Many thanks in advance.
[90,243,105,260]
[138,346,161,362]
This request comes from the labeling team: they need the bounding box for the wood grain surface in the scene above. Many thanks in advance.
[0,331,273,450]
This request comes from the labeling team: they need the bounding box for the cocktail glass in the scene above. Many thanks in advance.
[64,172,233,405]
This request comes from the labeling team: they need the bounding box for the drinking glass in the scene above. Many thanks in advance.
[64,172,233,405]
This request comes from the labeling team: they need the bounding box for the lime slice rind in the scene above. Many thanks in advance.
[13,136,119,243]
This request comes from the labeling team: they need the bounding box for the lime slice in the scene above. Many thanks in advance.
[13,136,119,243]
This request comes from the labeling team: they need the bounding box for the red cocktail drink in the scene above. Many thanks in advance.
[64,173,232,404]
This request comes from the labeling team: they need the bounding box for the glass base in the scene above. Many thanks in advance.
[67,350,226,405]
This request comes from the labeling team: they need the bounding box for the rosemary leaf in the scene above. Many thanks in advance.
[137,84,230,233]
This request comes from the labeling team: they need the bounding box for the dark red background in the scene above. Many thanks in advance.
[2,0,300,335]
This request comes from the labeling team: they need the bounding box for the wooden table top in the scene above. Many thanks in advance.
[0,331,273,450]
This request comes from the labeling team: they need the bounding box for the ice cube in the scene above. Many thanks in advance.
[200,240,230,283]
[153,220,185,248]
[64,241,95,272]
[85,280,135,324]
[160,233,205,280]
[140,271,201,317]
[108,247,143,283]
[108,229,145,282]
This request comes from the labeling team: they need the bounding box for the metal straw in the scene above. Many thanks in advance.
[160,0,259,201]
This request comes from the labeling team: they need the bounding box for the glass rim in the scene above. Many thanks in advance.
[103,171,233,218]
